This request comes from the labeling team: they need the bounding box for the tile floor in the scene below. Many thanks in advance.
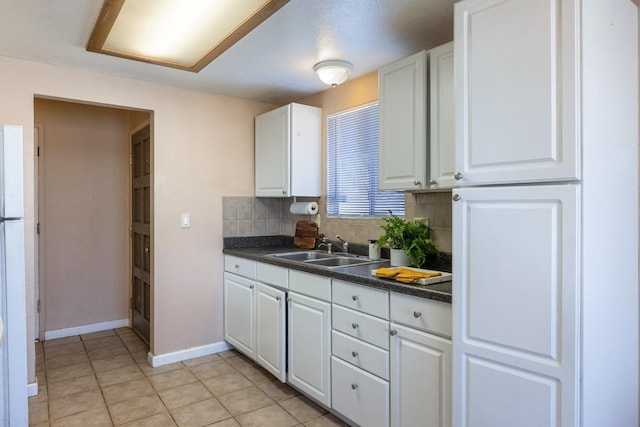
[28,328,349,426]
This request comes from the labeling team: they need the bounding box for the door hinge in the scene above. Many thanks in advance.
[37,299,40,313]
[37,146,40,157]
[37,223,40,234]
[129,154,133,165]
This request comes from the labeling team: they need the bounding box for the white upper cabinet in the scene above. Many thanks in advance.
[428,41,456,189]
[379,51,428,190]
[255,103,321,197]
[454,0,580,185]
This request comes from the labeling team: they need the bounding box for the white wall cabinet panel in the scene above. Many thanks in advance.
[390,324,451,427]
[452,184,579,426]
[287,291,331,406]
[255,282,286,382]
[223,272,256,359]
[454,0,579,185]
[255,103,321,197]
[428,41,456,189]
[379,50,428,190]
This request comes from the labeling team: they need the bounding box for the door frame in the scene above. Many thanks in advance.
[34,124,44,341]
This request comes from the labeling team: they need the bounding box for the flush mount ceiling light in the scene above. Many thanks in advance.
[86,0,290,72]
[313,60,353,87]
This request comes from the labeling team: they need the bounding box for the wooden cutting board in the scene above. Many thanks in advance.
[294,221,320,249]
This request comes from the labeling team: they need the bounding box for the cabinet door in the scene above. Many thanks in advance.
[255,104,290,197]
[390,324,451,427]
[454,0,579,185]
[287,291,331,406]
[452,184,579,427]
[429,41,456,189]
[255,283,286,382]
[379,50,428,190]
[223,273,256,359]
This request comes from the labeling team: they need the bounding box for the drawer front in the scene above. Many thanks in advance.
[224,255,257,279]
[332,280,389,319]
[332,330,389,381]
[256,262,289,289]
[390,293,452,338]
[289,270,331,302]
[331,356,390,427]
[333,305,389,350]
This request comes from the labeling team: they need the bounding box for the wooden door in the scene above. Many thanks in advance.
[131,125,151,344]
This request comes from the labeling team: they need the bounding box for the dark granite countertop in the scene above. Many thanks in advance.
[223,237,451,304]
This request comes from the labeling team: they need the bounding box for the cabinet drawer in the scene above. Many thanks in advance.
[289,270,331,302]
[390,293,452,338]
[331,356,389,427]
[333,305,389,350]
[332,280,389,319]
[224,255,256,279]
[256,262,288,289]
[332,330,389,381]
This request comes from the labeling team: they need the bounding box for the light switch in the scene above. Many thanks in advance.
[181,213,190,228]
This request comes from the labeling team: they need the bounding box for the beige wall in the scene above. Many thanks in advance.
[0,55,273,383]
[34,99,130,332]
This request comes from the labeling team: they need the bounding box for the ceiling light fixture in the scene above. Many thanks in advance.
[86,0,290,72]
[313,60,353,87]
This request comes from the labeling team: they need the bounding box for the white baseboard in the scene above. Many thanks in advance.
[148,341,232,367]
[27,380,38,397]
[44,319,130,340]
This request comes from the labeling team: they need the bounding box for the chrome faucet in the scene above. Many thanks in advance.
[335,235,348,254]
[316,237,332,254]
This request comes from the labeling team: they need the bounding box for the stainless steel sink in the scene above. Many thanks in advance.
[272,251,336,261]
[304,257,374,268]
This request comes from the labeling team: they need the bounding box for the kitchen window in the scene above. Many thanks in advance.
[327,103,405,217]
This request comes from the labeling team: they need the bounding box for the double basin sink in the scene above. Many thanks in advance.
[269,250,382,270]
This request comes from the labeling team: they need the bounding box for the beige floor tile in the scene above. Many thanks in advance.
[101,378,156,404]
[278,396,326,423]
[107,393,166,425]
[28,401,49,425]
[83,335,123,351]
[217,386,274,416]
[130,351,149,364]
[51,407,112,427]
[257,380,299,401]
[209,418,241,427]
[30,422,50,427]
[201,373,253,397]
[43,336,81,348]
[137,361,183,377]
[225,356,254,372]
[235,404,299,427]
[91,354,136,373]
[189,360,236,381]
[238,366,272,385]
[120,411,176,427]
[115,327,133,335]
[49,390,106,420]
[118,331,143,343]
[124,341,148,354]
[47,361,94,384]
[217,350,240,359]
[96,365,145,387]
[170,398,231,426]
[45,351,89,370]
[147,368,197,391]
[87,344,130,361]
[48,375,99,400]
[182,354,221,367]
[44,342,85,358]
[303,413,349,427]
[80,329,116,341]
[157,382,212,410]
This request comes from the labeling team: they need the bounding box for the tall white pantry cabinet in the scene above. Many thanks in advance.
[452,0,638,426]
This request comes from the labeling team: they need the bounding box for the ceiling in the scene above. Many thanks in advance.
[0,0,454,105]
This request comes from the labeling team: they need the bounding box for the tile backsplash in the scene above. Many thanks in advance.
[222,192,452,252]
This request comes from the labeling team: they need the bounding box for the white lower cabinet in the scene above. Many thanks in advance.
[255,282,286,382]
[332,356,390,427]
[223,272,256,359]
[287,291,332,406]
[389,324,451,427]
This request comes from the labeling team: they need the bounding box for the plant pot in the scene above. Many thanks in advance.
[389,248,409,267]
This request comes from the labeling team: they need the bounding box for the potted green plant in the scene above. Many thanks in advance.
[376,212,438,267]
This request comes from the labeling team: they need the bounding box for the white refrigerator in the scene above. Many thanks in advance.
[0,125,28,426]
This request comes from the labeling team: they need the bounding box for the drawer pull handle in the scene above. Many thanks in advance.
[413,311,422,318]
[276,296,281,301]
[351,322,359,329]
[234,264,240,269]
[351,384,358,390]
[249,285,254,290]
[351,351,358,358]
[352,295,359,301]
[390,329,397,336]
